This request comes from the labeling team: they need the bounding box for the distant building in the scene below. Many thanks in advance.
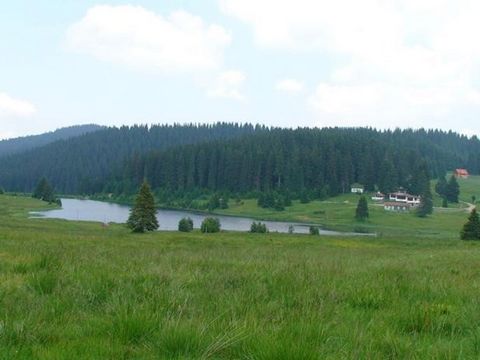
[384,202,411,212]
[388,189,421,206]
[371,192,385,201]
[351,183,364,194]
[455,169,469,179]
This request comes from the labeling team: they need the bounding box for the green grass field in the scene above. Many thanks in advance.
[1,191,480,358]
[214,176,480,237]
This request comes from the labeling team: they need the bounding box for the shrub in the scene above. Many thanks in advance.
[442,198,448,208]
[309,226,320,235]
[208,194,220,211]
[201,217,221,233]
[250,222,268,233]
[299,190,310,204]
[178,217,194,232]
[0,187,4,195]
[219,196,229,209]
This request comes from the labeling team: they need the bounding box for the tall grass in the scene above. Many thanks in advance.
[1,195,480,358]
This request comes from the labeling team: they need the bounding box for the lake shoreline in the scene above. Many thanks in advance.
[30,198,375,236]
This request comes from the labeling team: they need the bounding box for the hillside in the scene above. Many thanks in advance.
[112,128,480,198]
[0,124,102,157]
[0,123,260,193]
[1,126,479,197]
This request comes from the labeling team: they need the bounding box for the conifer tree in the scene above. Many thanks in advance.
[33,177,56,203]
[413,161,434,217]
[127,180,159,233]
[446,175,460,203]
[435,175,448,197]
[355,196,369,221]
[416,187,433,217]
[442,198,448,208]
[461,208,480,240]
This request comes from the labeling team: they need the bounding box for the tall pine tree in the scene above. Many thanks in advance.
[414,161,433,217]
[446,175,460,203]
[355,196,369,221]
[127,180,159,233]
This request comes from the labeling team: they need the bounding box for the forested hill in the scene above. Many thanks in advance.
[1,125,479,197]
[109,128,480,198]
[0,124,102,157]
[0,123,259,193]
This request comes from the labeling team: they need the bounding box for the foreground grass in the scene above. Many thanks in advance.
[1,195,480,358]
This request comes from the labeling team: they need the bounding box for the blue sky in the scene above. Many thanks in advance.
[1,0,480,139]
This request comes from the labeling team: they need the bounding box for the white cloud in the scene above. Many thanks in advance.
[207,70,246,101]
[309,83,381,115]
[66,5,231,73]
[0,92,37,118]
[220,0,480,132]
[276,79,304,94]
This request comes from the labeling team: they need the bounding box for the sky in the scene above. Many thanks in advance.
[1,0,480,139]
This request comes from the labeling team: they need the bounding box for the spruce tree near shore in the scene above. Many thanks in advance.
[33,177,59,204]
[127,180,159,233]
[461,208,480,240]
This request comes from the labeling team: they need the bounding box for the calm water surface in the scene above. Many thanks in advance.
[31,198,363,235]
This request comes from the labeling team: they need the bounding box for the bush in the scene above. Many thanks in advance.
[309,226,320,235]
[250,222,268,233]
[300,190,310,204]
[208,194,220,211]
[201,217,221,233]
[0,187,4,195]
[178,217,194,232]
[442,198,448,208]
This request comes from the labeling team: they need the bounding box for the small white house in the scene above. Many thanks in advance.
[388,190,420,206]
[371,192,385,201]
[351,184,364,194]
[384,202,411,212]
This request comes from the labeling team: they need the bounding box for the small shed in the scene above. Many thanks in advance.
[351,183,365,194]
[384,202,410,212]
[455,169,469,178]
[372,192,385,201]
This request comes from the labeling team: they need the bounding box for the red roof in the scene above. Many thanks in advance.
[455,169,469,176]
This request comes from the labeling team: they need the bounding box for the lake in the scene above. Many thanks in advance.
[30,198,365,235]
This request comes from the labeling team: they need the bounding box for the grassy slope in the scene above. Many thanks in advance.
[1,195,480,358]
[214,176,480,237]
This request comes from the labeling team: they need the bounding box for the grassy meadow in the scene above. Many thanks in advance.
[215,175,480,237]
[0,189,480,358]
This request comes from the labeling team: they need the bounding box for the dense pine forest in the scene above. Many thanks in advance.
[1,125,479,201]
[0,124,102,157]
[110,128,480,199]
[0,123,259,193]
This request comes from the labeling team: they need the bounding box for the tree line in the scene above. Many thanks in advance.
[1,125,480,200]
[110,128,479,202]
[0,123,261,194]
